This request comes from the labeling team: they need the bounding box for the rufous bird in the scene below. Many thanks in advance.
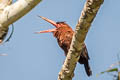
[36,16,92,76]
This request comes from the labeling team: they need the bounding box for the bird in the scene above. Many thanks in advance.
[36,16,92,76]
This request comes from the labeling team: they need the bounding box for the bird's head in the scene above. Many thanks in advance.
[35,16,73,37]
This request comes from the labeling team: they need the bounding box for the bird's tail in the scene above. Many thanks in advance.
[78,58,92,76]
[83,60,92,76]
[78,43,92,76]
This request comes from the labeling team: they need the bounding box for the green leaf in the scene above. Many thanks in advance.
[96,68,118,77]
[106,68,118,72]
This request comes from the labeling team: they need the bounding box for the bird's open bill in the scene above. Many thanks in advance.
[35,16,59,33]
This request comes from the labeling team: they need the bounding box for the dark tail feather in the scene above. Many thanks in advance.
[84,61,92,76]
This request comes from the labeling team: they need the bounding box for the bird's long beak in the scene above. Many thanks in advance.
[35,16,58,33]
[35,28,57,33]
[38,16,59,28]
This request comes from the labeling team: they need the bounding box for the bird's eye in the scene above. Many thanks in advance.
[57,24,61,28]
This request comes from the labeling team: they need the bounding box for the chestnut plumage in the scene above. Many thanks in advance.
[36,16,92,76]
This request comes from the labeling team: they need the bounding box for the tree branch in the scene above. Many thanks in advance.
[58,0,104,80]
[0,0,42,43]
